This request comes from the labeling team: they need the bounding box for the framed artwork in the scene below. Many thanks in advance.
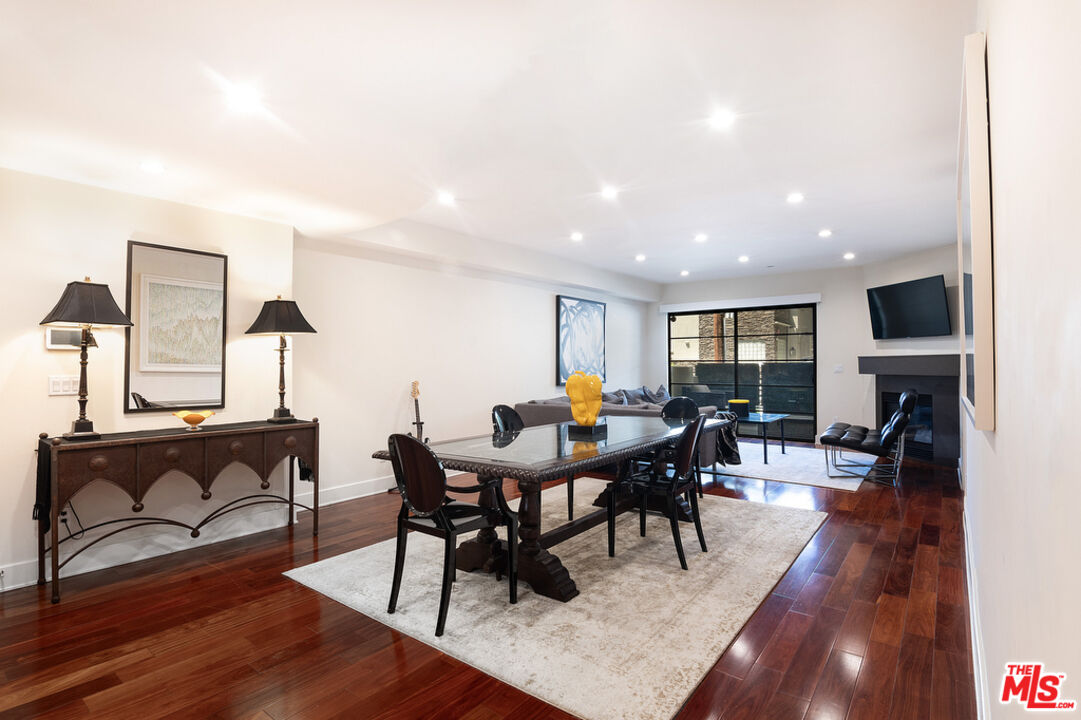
[139,273,225,372]
[556,295,606,385]
[956,32,995,431]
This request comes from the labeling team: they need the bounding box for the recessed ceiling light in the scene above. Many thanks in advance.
[708,108,737,131]
[694,233,708,243]
[843,252,856,260]
[570,231,583,242]
[601,185,620,200]
[786,192,805,204]
[818,229,833,238]
[738,255,749,263]
[437,190,456,207]
[635,254,646,262]
[140,159,165,175]
[221,81,264,115]
[680,270,690,277]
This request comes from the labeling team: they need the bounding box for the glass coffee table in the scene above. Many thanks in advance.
[739,412,790,464]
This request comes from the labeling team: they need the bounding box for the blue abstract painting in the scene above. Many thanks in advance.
[557,295,606,384]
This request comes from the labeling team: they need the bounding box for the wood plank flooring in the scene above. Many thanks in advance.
[0,443,977,719]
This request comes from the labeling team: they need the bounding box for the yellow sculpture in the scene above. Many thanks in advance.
[565,371,603,426]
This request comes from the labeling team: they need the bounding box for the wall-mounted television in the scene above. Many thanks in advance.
[866,275,952,339]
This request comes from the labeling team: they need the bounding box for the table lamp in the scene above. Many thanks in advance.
[245,296,316,423]
[40,277,133,439]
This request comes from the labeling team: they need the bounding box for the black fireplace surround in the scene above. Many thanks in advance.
[857,355,959,467]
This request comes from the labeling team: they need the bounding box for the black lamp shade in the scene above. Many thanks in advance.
[245,299,316,335]
[40,280,132,327]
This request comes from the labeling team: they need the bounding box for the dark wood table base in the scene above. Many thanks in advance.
[456,474,699,602]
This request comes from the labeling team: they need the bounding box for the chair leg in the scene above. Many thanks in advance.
[567,475,574,520]
[696,464,704,498]
[388,514,407,614]
[435,532,457,637]
[607,484,616,557]
[689,487,707,553]
[507,519,518,604]
[639,489,647,537]
[666,494,688,570]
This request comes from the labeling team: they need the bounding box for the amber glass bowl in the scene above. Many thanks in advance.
[173,410,215,431]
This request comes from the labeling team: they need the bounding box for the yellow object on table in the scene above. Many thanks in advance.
[173,410,215,430]
[565,371,602,426]
[727,399,750,418]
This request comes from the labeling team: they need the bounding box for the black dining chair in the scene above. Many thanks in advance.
[660,397,705,497]
[608,414,707,570]
[492,404,577,520]
[491,404,525,432]
[386,433,518,637]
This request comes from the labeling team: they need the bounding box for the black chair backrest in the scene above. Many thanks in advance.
[388,433,447,517]
[898,389,918,414]
[492,404,525,432]
[131,392,152,409]
[879,409,911,451]
[661,396,699,420]
[672,414,706,478]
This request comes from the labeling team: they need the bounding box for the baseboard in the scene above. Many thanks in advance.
[0,505,287,596]
[295,474,395,508]
[963,510,990,719]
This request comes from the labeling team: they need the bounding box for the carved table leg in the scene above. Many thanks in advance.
[514,478,578,602]
[456,474,503,573]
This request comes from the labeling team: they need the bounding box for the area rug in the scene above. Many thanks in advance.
[709,442,870,492]
[284,478,825,720]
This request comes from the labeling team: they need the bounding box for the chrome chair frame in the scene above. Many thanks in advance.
[823,432,908,486]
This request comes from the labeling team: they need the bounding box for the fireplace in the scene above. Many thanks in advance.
[883,391,933,461]
[857,354,960,467]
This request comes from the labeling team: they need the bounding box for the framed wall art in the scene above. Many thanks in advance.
[556,295,606,385]
[957,31,995,431]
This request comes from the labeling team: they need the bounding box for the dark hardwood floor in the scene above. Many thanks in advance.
[0,443,977,719]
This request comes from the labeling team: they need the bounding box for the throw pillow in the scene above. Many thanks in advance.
[602,390,627,405]
[643,385,672,403]
[622,386,649,405]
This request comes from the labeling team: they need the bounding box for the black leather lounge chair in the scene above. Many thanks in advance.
[819,389,917,486]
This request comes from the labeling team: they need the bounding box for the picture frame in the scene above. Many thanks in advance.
[956,32,996,431]
[556,295,606,385]
[139,273,225,373]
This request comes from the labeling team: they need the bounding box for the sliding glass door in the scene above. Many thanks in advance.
[667,304,817,441]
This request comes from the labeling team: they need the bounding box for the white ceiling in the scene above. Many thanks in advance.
[0,0,975,283]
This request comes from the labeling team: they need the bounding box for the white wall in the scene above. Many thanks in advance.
[291,223,655,501]
[0,168,295,592]
[646,244,959,434]
[963,2,1081,716]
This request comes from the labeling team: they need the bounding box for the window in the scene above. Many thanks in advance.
[667,304,817,441]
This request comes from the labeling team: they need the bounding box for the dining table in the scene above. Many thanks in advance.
[372,414,731,602]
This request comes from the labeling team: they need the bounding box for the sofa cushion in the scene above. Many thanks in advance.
[602,390,627,405]
[622,386,649,405]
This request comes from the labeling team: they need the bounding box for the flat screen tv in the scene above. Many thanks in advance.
[866,275,951,339]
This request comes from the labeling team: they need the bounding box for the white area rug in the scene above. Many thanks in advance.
[710,442,870,492]
[285,478,825,720]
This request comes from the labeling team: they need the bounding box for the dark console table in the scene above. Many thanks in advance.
[34,419,319,603]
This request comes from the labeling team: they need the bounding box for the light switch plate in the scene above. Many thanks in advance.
[49,375,79,396]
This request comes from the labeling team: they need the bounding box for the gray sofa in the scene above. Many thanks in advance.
[513,386,720,466]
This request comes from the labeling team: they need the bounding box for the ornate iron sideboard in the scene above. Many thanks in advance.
[34,419,319,603]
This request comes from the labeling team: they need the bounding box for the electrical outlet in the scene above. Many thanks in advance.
[49,375,79,396]
[833,364,844,374]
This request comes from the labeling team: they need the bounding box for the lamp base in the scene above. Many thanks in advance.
[64,418,100,441]
[268,407,298,424]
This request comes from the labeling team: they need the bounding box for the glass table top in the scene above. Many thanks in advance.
[741,412,790,423]
[428,415,722,473]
